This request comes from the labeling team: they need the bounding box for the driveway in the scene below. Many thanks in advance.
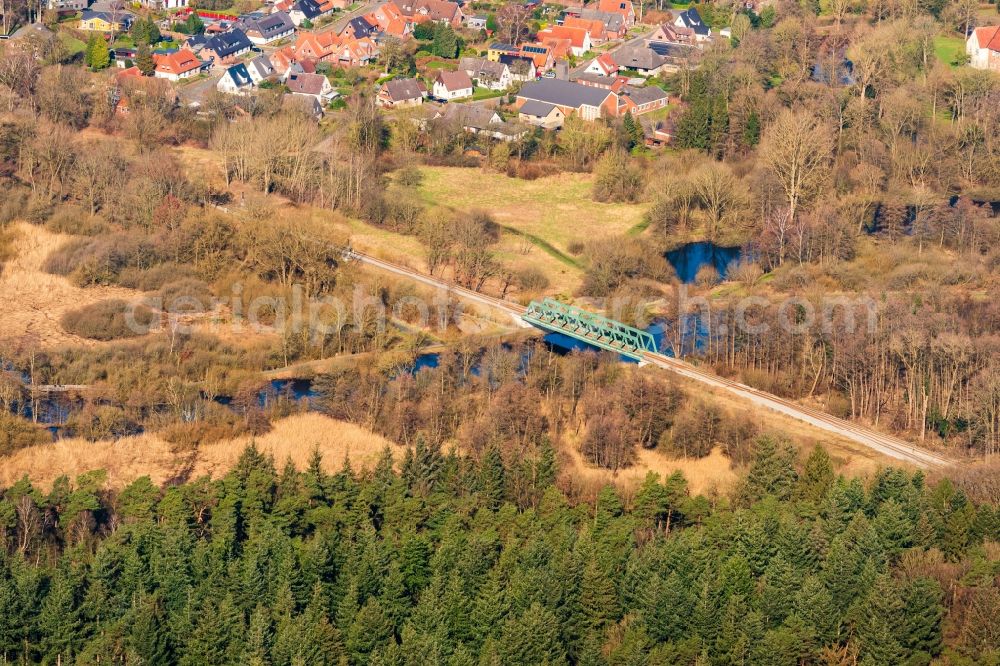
[177,72,224,107]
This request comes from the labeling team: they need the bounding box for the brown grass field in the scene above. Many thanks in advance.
[0,413,402,490]
[0,223,140,350]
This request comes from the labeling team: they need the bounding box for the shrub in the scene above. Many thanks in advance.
[0,186,29,225]
[516,267,549,293]
[61,299,157,340]
[592,149,644,203]
[46,205,109,235]
[65,405,141,441]
[396,165,424,187]
[0,413,47,455]
[158,278,214,313]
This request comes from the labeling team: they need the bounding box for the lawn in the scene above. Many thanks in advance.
[59,32,87,56]
[470,87,506,101]
[934,35,966,67]
[414,166,650,293]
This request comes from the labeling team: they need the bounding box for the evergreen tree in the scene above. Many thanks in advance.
[127,593,173,666]
[743,110,761,147]
[477,447,505,510]
[431,24,459,59]
[497,602,566,665]
[854,575,905,665]
[347,599,395,663]
[797,445,834,504]
[85,33,111,70]
[136,42,155,76]
[901,578,943,659]
[622,111,642,150]
[740,436,799,503]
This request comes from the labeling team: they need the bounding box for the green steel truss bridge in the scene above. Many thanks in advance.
[522,298,657,360]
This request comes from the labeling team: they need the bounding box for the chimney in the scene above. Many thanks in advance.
[555,60,568,80]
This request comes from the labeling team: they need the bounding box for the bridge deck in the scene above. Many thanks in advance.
[522,298,656,360]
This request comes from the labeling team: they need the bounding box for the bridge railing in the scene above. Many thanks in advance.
[522,298,657,360]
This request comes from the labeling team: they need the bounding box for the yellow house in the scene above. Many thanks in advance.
[79,9,133,32]
[486,42,519,62]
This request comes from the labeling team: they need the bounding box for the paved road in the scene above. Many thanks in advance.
[320,0,385,34]
[347,248,955,469]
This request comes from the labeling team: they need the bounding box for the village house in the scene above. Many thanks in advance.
[578,9,626,39]
[286,71,336,103]
[332,37,379,66]
[366,2,410,37]
[217,63,255,93]
[435,104,528,142]
[247,54,274,83]
[518,43,555,71]
[967,26,1000,72]
[573,72,627,93]
[498,54,537,81]
[459,57,512,90]
[294,31,338,60]
[673,8,711,43]
[201,29,254,65]
[466,14,488,30]
[619,84,669,115]
[613,40,696,76]
[432,70,473,100]
[396,0,464,27]
[518,100,565,129]
[596,0,635,28]
[289,0,328,26]
[138,0,187,8]
[562,16,605,44]
[583,52,617,76]
[650,22,696,45]
[79,9,133,32]
[377,77,427,107]
[153,48,203,81]
[516,78,618,120]
[536,25,592,57]
[270,46,298,76]
[342,16,376,39]
[487,43,520,61]
[239,12,295,45]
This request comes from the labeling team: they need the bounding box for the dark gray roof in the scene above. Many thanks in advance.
[499,54,535,71]
[241,11,294,38]
[622,85,667,105]
[518,100,557,117]
[518,78,613,109]
[249,54,274,78]
[286,71,328,95]
[439,103,500,130]
[224,63,253,87]
[384,77,425,101]
[676,8,709,35]
[206,29,253,57]
[347,16,375,36]
[81,9,133,24]
[579,9,623,32]
[459,57,507,81]
[613,43,669,71]
[293,0,323,19]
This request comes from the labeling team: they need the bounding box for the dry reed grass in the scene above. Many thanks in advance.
[0,413,401,490]
[0,223,139,349]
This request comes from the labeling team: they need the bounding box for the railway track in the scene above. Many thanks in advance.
[349,249,954,469]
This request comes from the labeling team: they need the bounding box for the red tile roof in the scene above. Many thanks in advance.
[537,25,590,49]
[974,25,1000,51]
[153,48,201,76]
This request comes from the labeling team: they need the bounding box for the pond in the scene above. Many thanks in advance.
[665,242,745,284]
